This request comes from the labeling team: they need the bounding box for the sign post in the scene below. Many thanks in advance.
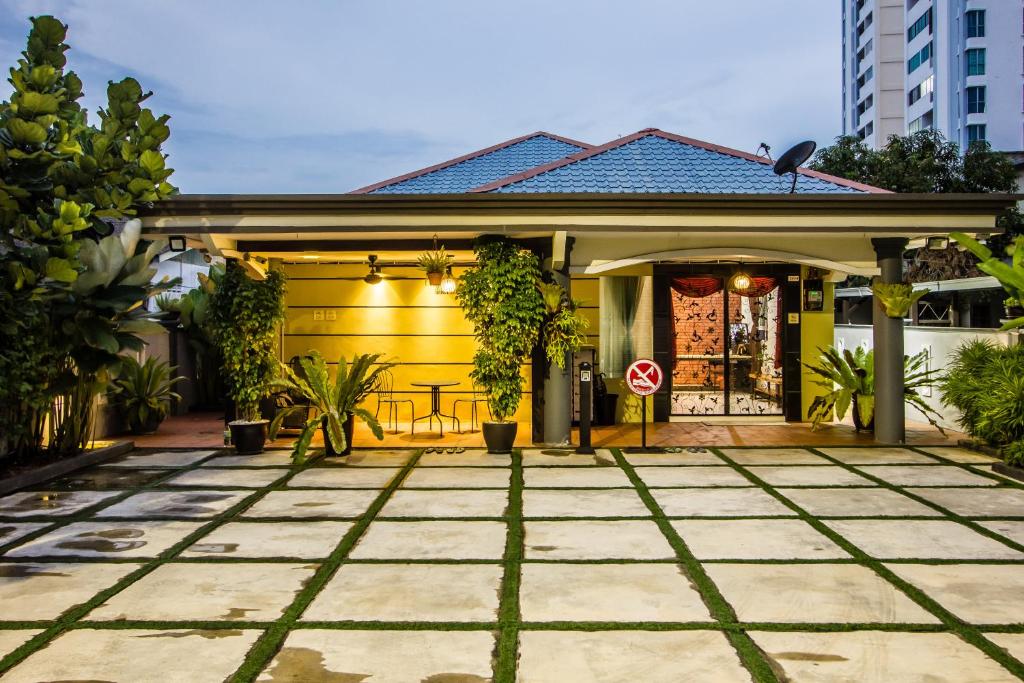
[576,361,594,455]
[625,359,663,452]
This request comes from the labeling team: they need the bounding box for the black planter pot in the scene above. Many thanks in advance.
[128,412,164,436]
[229,420,268,455]
[482,421,517,454]
[322,413,354,457]
[852,395,875,433]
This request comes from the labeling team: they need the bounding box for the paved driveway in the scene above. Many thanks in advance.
[0,445,1022,681]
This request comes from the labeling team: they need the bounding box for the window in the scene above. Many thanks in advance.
[856,66,874,99]
[908,8,932,42]
[966,9,985,38]
[966,48,986,76]
[967,86,986,114]
[908,74,934,106]
[857,94,874,122]
[857,121,874,140]
[967,124,987,145]
[908,109,934,133]
[908,41,932,74]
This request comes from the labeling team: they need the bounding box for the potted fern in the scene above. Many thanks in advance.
[112,356,184,434]
[456,238,544,453]
[268,351,394,462]
[538,282,590,370]
[417,245,450,286]
[871,279,928,318]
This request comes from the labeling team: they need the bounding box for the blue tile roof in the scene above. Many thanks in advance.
[362,134,587,194]
[482,132,868,194]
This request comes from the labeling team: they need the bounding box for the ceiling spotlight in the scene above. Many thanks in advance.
[363,255,383,285]
[728,271,752,293]
[168,235,187,252]
[438,265,457,294]
[926,236,949,250]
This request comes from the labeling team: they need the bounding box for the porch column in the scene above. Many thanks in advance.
[543,233,573,446]
[872,238,908,444]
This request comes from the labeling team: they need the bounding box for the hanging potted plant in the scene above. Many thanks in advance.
[417,245,450,286]
[112,356,185,435]
[209,261,287,454]
[871,279,928,318]
[456,238,544,453]
[268,351,393,462]
[538,282,590,370]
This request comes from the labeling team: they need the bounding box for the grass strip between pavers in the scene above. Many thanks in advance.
[492,448,524,683]
[226,449,425,683]
[610,448,781,683]
[713,447,1024,680]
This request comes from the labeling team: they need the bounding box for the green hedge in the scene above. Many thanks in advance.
[940,339,1024,449]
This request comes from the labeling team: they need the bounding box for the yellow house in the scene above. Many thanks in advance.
[139,129,1015,445]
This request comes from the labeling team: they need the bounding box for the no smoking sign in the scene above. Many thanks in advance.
[625,359,663,397]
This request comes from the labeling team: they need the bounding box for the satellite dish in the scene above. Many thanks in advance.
[773,140,817,193]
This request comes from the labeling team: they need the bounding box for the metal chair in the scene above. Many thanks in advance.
[375,369,413,434]
[452,381,491,433]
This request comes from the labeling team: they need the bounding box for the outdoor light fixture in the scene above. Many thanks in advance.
[363,255,383,285]
[168,235,187,252]
[728,271,753,293]
[438,265,457,294]
[927,236,949,250]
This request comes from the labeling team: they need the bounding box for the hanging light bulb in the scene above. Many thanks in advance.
[729,271,752,293]
[438,265,457,294]
[363,255,383,285]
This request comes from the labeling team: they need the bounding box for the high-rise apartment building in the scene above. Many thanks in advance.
[842,1,1024,151]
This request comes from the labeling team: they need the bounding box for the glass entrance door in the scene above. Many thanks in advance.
[670,274,783,416]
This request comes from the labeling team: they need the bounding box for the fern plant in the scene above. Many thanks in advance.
[941,340,1024,446]
[112,356,184,434]
[268,351,394,463]
[871,280,928,318]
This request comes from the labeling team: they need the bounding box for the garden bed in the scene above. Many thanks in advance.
[0,440,134,496]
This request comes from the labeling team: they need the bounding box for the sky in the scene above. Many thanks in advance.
[0,1,844,194]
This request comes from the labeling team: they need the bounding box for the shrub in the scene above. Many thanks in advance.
[940,340,1024,446]
[1004,441,1024,468]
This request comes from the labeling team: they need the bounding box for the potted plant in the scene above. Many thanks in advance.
[268,351,393,463]
[209,261,287,455]
[538,282,589,370]
[456,238,544,453]
[112,356,184,434]
[417,245,450,286]
[871,279,928,318]
[1005,297,1024,320]
[804,346,943,432]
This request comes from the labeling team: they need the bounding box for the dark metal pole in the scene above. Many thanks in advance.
[641,398,648,450]
[872,238,908,444]
[577,362,594,454]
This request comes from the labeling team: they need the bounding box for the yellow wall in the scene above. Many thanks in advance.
[800,267,836,422]
[281,262,531,425]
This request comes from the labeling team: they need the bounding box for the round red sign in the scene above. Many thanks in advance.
[625,359,663,397]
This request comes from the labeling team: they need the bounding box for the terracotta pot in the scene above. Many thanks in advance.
[322,413,354,457]
[482,421,517,454]
[426,272,444,286]
[229,420,268,454]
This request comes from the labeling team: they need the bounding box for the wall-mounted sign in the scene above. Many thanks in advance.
[803,278,824,312]
[788,313,800,324]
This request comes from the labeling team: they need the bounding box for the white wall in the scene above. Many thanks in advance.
[835,324,1017,430]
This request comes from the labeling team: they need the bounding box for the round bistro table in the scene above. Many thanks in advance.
[410,380,461,435]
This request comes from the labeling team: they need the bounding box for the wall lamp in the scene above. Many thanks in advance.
[364,254,383,285]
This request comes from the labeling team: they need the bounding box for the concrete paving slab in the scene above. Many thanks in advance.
[519,563,710,622]
[163,467,288,488]
[746,466,875,487]
[672,519,849,560]
[183,521,352,558]
[978,520,1024,546]
[106,450,216,468]
[886,563,1024,624]
[522,489,649,518]
[379,489,508,518]
[623,450,725,466]
[2,629,262,683]
[524,467,633,488]
[909,487,1024,517]
[7,520,202,558]
[323,449,416,467]
[256,629,495,682]
[96,490,250,518]
[0,490,120,518]
[418,449,510,467]
[0,630,40,658]
[201,451,295,467]
[522,448,617,466]
[857,465,998,487]
[243,489,378,519]
[89,562,316,621]
[634,466,751,488]
[751,631,1014,683]
[43,467,167,489]
[524,520,675,560]
[705,563,938,624]
[826,519,1023,560]
[987,633,1024,666]
[817,447,939,465]
[402,467,510,488]
[917,447,1002,464]
[719,448,826,465]
[288,467,401,489]
[303,562,503,622]
[778,487,943,517]
[349,521,507,560]
[517,630,750,683]
[0,562,139,619]
[0,523,50,547]
[652,488,793,517]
